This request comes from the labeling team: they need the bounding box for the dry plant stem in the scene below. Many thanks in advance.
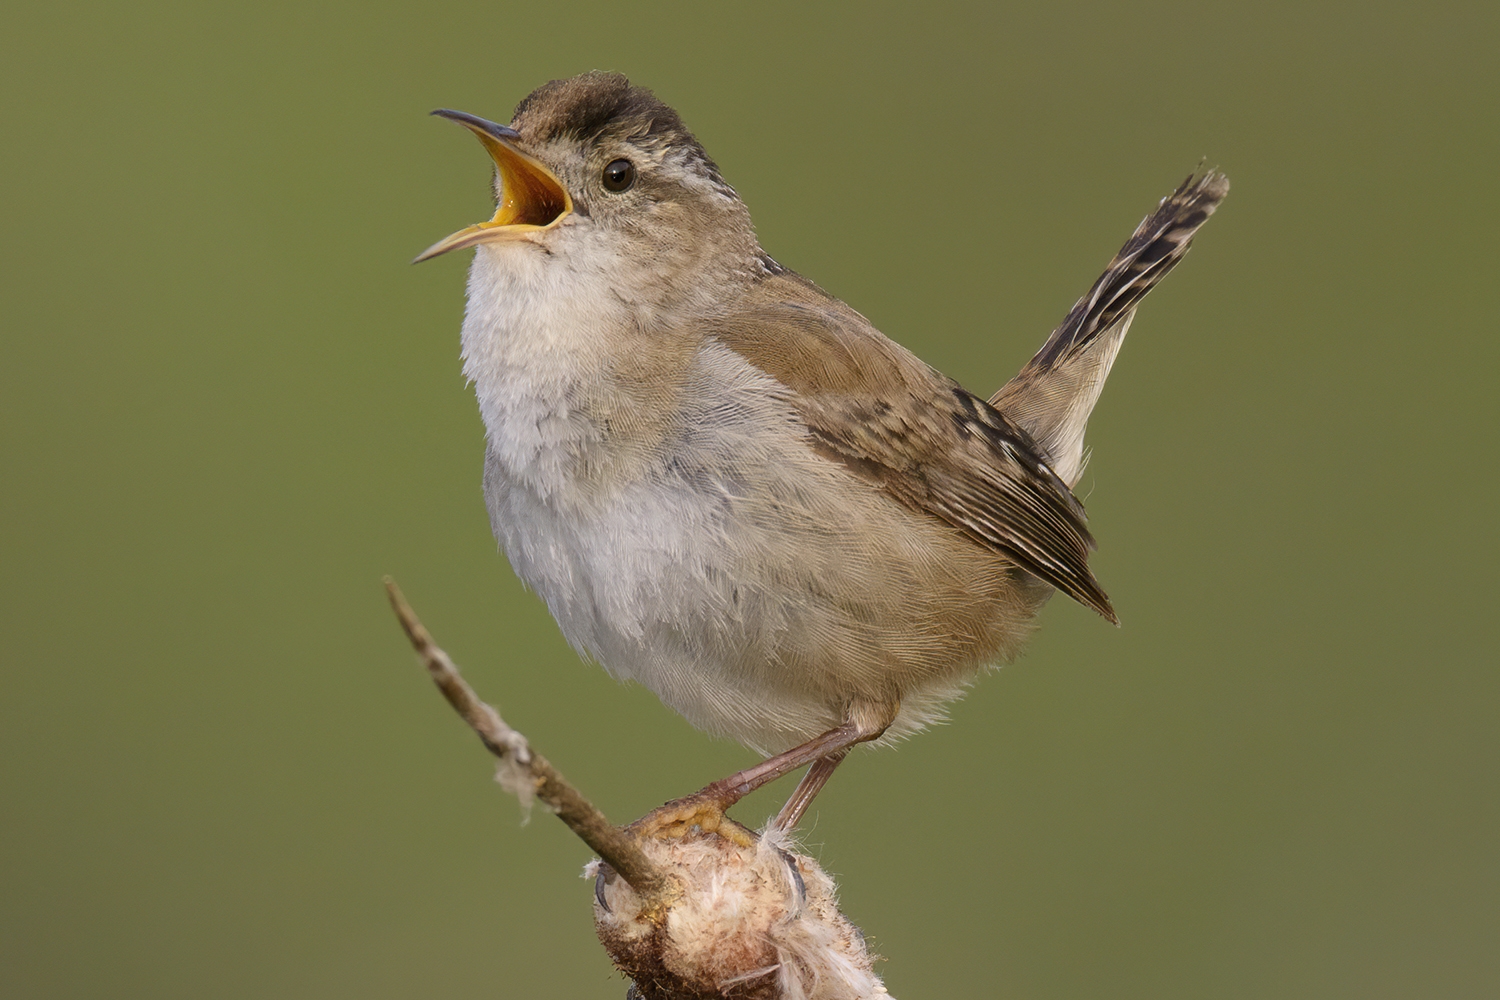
[384,578,674,904]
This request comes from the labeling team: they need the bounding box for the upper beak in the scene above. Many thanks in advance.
[414,110,573,263]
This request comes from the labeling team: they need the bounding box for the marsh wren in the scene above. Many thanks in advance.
[417,72,1227,836]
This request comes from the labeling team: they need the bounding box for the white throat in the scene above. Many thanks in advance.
[459,238,632,495]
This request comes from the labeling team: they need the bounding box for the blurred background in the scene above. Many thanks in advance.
[3,2,1496,997]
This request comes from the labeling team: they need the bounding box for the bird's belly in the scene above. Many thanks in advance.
[482,428,1048,754]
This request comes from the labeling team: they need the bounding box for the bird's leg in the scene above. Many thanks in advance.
[772,751,848,832]
[630,705,893,847]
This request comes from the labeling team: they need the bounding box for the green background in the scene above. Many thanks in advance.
[3,2,1496,997]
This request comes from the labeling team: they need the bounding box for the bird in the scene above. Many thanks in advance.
[416,72,1227,841]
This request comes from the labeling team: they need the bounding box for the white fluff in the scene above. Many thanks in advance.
[590,827,891,1000]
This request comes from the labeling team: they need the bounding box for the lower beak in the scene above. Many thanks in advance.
[414,110,573,263]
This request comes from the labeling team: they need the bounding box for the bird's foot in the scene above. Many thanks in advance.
[627,793,757,849]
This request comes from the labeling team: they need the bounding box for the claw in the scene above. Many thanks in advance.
[629,794,757,848]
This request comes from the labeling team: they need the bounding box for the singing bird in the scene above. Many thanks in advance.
[417,72,1227,839]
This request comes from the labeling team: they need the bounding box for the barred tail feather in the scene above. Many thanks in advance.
[992,170,1228,485]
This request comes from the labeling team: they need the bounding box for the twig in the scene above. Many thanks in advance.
[384,578,675,903]
[386,578,889,997]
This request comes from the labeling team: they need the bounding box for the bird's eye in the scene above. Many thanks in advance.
[602,158,636,192]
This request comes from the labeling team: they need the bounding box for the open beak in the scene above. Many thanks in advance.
[414,110,572,263]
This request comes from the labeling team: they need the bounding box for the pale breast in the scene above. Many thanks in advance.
[476,322,1044,753]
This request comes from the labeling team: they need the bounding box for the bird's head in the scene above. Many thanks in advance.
[417,72,761,309]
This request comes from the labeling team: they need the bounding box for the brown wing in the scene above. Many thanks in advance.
[709,273,1116,622]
